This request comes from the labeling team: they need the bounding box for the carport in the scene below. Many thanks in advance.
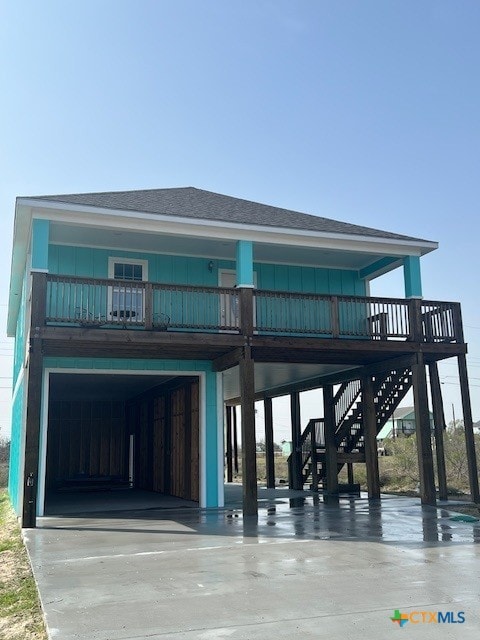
[25,493,480,639]
[42,372,201,516]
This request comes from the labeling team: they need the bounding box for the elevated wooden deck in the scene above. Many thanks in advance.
[33,272,466,366]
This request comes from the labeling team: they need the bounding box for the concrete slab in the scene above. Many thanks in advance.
[45,488,198,516]
[25,491,480,639]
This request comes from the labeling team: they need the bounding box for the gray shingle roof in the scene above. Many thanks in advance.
[27,187,427,242]
[393,406,416,420]
[393,406,433,420]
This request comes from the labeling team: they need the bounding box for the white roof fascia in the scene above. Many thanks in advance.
[7,203,32,336]
[20,198,438,256]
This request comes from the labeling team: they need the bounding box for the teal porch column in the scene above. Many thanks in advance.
[236,240,254,287]
[31,219,50,271]
[403,256,422,298]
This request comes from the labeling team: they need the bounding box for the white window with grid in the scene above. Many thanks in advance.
[108,258,148,322]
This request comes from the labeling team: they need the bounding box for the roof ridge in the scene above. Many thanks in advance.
[24,186,195,200]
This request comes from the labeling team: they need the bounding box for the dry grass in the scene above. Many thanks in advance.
[0,490,47,640]
[229,453,290,484]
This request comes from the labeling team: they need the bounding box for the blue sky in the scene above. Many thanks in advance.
[1,1,479,439]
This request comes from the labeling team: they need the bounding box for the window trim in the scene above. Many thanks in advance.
[107,258,149,322]
[108,257,149,281]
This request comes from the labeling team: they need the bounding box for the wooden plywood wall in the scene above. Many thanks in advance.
[46,400,126,488]
[152,395,166,493]
[46,377,200,502]
[129,378,199,502]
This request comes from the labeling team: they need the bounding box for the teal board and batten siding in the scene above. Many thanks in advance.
[48,245,366,294]
[9,273,28,514]
[48,246,224,286]
[42,357,220,508]
[8,376,25,513]
[13,273,27,386]
[252,264,367,336]
[47,246,367,334]
[253,262,365,296]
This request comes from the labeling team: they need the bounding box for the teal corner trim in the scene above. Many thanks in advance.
[204,370,219,507]
[403,256,423,298]
[31,219,50,271]
[236,240,254,287]
[8,377,25,513]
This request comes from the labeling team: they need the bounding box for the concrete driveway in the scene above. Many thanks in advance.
[24,491,480,639]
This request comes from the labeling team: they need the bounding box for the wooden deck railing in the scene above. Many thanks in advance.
[40,273,463,343]
[45,274,240,332]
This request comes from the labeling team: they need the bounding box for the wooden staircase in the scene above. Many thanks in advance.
[295,368,413,487]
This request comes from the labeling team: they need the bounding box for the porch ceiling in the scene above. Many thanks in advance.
[222,363,358,400]
[49,373,176,402]
[49,222,395,271]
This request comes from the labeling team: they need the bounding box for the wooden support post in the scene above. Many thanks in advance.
[311,423,319,492]
[233,406,239,473]
[408,298,423,342]
[362,376,380,499]
[225,405,233,483]
[330,296,340,338]
[323,384,338,497]
[457,354,480,503]
[412,354,436,505]
[239,288,254,337]
[22,346,42,528]
[22,272,47,528]
[144,282,153,330]
[290,391,302,490]
[347,463,354,486]
[428,362,448,501]
[264,397,275,489]
[239,346,257,516]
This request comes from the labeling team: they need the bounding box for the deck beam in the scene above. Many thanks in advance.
[212,348,243,372]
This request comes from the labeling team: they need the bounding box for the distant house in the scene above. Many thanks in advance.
[281,441,293,457]
[378,406,434,439]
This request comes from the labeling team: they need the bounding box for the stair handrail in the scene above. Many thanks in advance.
[334,379,362,429]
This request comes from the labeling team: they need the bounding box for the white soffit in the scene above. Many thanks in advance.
[49,222,390,270]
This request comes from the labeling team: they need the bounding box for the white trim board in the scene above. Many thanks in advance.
[19,199,437,254]
[37,368,208,516]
